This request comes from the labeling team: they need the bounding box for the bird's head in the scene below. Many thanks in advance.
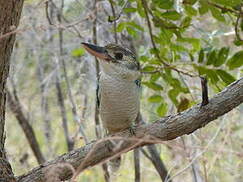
[82,42,140,81]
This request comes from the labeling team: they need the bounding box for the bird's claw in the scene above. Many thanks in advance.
[128,125,137,136]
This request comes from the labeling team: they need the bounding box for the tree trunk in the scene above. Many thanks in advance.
[0,0,24,181]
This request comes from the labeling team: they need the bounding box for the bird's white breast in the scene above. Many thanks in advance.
[99,72,140,133]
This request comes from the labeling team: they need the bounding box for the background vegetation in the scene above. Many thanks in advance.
[5,0,243,181]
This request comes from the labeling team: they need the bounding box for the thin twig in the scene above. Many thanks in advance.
[166,115,227,181]
[45,1,53,25]
[107,0,129,23]
[235,5,243,42]
[35,49,53,156]
[45,0,83,38]
[108,0,118,43]
[55,0,88,144]
[206,1,238,15]
[54,67,74,151]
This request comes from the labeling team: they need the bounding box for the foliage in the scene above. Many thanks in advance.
[115,0,243,115]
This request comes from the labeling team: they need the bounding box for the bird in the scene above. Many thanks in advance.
[82,42,141,174]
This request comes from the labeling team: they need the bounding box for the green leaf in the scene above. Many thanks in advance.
[142,82,163,91]
[227,50,243,70]
[170,43,188,52]
[149,47,159,55]
[196,65,207,75]
[152,0,174,9]
[196,66,219,84]
[136,0,145,17]
[162,71,189,93]
[161,11,181,21]
[189,53,194,62]
[168,88,179,105]
[198,49,204,63]
[183,0,198,5]
[126,26,137,37]
[184,5,197,16]
[127,21,144,31]
[116,22,126,32]
[216,69,236,85]
[71,48,85,57]
[207,69,220,84]
[210,7,226,22]
[153,17,179,29]
[206,50,216,65]
[180,16,192,28]
[139,55,149,62]
[124,7,137,13]
[214,0,241,7]
[198,0,209,15]
[148,95,163,103]
[178,37,201,52]
[214,47,229,67]
[150,73,160,82]
[157,102,168,117]
[158,28,174,44]
[142,66,156,72]
[233,39,243,46]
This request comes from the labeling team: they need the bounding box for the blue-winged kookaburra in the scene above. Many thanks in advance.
[82,42,141,173]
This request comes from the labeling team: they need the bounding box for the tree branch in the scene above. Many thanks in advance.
[108,0,118,43]
[145,145,172,182]
[17,78,243,182]
[7,89,45,165]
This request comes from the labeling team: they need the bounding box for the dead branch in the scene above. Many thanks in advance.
[7,89,45,164]
[145,145,172,182]
[138,113,171,182]
[17,77,243,182]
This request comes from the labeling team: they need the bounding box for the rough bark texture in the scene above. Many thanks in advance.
[17,78,243,182]
[0,0,24,181]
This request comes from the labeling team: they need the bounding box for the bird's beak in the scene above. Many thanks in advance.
[81,42,109,60]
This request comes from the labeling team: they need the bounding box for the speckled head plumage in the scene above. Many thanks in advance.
[82,42,140,80]
[104,44,139,71]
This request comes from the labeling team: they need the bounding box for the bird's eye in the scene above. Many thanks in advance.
[114,52,123,60]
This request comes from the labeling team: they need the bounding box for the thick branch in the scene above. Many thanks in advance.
[18,78,243,182]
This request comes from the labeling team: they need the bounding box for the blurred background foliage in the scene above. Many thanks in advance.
[6,0,243,181]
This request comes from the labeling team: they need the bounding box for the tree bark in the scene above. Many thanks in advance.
[0,0,24,181]
[17,78,243,182]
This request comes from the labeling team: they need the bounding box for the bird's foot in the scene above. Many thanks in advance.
[105,139,115,153]
[128,124,137,136]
